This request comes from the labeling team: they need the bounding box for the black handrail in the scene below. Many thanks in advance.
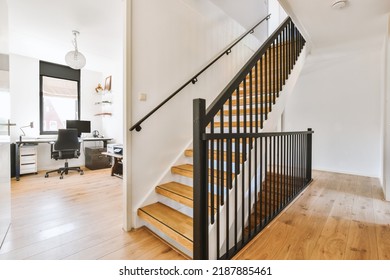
[129,14,271,132]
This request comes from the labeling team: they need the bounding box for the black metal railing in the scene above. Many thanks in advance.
[129,14,271,132]
[193,17,308,260]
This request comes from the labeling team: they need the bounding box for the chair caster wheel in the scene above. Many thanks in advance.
[80,171,84,175]
[60,176,63,179]
[45,174,49,178]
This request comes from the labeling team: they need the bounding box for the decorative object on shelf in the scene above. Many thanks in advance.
[65,30,86,70]
[19,121,33,141]
[95,83,103,93]
[104,75,112,91]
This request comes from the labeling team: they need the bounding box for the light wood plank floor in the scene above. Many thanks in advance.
[0,168,186,260]
[2,169,389,260]
[235,170,390,260]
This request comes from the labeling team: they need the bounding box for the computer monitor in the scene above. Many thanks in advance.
[66,120,91,137]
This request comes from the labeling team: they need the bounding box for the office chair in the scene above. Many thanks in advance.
[44,128,84,179]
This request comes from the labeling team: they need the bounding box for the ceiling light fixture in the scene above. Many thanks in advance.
[65,30,86,70]
[331,0,348,9]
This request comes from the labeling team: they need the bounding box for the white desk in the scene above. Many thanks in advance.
[101,152,123,178]
[15,137,112,180]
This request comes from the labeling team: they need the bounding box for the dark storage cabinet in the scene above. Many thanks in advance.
[85,147,111,170]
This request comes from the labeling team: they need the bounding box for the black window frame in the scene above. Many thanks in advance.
[39,61,81,135]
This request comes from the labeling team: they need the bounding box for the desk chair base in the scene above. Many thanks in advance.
[44,161,84,179]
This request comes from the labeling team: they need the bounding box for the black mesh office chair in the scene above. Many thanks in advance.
[44,129,84,179]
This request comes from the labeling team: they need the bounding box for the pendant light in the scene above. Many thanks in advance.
[65,30,86,69]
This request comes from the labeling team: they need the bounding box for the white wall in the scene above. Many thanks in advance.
[9,54,105,171]
[209,0,268,42]
[0,0,8,54]
[381,15,390,200]
[283,43,382,177]
[268,0,287,35]
[131,0,266,223]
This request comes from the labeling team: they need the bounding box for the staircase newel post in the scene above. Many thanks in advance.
[193,98,208,260]
[306,128,313,183]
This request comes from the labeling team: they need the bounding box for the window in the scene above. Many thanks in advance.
[39,61,80,135]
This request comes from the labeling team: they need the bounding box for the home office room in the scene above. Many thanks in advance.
[0,0,135,260]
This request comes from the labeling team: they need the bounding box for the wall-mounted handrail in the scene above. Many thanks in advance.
[129,14,271,132]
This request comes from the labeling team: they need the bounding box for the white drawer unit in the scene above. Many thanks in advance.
[20,145,38,175]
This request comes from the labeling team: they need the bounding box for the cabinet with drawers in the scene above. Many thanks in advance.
[20,145,38,175]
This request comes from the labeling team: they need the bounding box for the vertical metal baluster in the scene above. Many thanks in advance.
[286,22,290,75]
[248,136,252,236]
[249,71,253,134]
[291,21,295,63]
[290,21,293,73]
[276,36,280,97]
[226,138,231,259]
[283,134,286,206]
[237,87,240,134]
[260,56,265,125]
[243,78,247,134]
[283,26,287,84]
[259,136,263,228]
[241,137,246,242]
[268,48,272,114]
[254,136,258,231]
[262,50,271,120]
[288,134,292,200]
[303,133,306,186]
[277,135,280,211]
[229,96,233,136]
[297,134,302,191]
[255,61,259,132]
[294,134,297,195]
[264,136,268,223]
[272,135,276,216]
[234,135,239,250]
[220,101,224,207]
[273,40,276,104]
[216,138,221,259]
[210,120,215,224]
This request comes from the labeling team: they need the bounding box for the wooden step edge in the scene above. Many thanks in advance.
[139,226,192,260]
[171,165,235,183]
[185,149,243,162]
[156,184,193,208]
[137,204,193,252]
[210,121,263,128]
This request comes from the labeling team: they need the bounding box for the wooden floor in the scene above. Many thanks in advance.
[0,168,186,260]
[235,170,390,260]
[1,169,389,260]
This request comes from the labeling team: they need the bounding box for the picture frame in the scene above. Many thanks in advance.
[104,75,112,91]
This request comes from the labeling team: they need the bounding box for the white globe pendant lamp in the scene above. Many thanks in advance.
[65,30,86,69]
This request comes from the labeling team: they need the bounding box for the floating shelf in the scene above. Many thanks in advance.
[94,112,112,116]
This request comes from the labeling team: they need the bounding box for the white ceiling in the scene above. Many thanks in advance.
[280,0,390,50]
[6,0,124,70]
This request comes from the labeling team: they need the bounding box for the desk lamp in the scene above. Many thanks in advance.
[19,122,34,141]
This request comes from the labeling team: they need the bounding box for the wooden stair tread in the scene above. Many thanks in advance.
[229,95,275,106]
[220,107,268,116]
[185,149,243,162]
[156,182,193,208]
[211,120,262,128]
[138,202,193,251]
[171,164,235,184]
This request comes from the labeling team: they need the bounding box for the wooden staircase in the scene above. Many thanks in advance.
[137,39,299,257]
